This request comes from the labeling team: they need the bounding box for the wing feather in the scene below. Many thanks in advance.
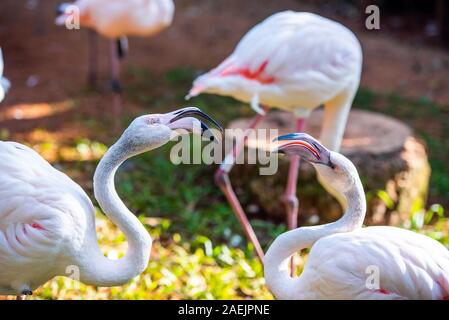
[305,226,449,299]
[0,141,94,290]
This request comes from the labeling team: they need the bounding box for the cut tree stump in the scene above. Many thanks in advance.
[226,109,431,226]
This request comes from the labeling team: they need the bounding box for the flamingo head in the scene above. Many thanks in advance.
[274,133,358,192]
[118,107,223,155]
[186,72,239,100]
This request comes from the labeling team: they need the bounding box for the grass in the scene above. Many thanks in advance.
[34,212,273,300]
[14,65,448,299]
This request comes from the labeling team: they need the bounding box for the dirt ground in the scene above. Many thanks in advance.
[0,0,448,148]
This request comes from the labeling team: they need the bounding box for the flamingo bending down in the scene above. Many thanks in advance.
[0,107,221,300]
[187,11,362,266]
[264,133,449,300]
[56,0,175,119]
[0,48,10,103]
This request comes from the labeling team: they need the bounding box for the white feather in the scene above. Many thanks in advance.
[264,144,449,300]
[59,0,175,38]
[190,11,362,113]
[300,227,449,299]
[0,142,94,294]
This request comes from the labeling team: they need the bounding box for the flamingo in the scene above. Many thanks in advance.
[264,132,449,300]
[55,0,175,120]
[0,48,10,103]
[0,107,221,300]
[187,11,363,268]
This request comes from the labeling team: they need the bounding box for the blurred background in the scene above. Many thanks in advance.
[0,0,448,299]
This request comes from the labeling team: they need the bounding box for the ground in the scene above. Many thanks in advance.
[0,0,448,299]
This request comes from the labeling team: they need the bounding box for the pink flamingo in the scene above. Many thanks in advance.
[0,107,221,300]
[187,11,362,269]
[265,132,449,300]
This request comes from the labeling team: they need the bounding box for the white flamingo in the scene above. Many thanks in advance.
[56,0,175,118]
[0,107,221,300]
[187,11,362,266]
[0,48,10,103]
[264,132,449,300]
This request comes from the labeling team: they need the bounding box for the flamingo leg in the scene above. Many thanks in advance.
[87,30,98,88]
[215,107,269,262]
[109,39,122,130]
[282,117,306,277]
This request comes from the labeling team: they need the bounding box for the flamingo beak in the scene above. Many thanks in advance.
[273,133,334,168]
[185,85,205,100]
[167,107,223,142]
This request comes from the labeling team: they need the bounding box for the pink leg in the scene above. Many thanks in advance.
[109,39,122,131]
[215,107,269,262]
[87,30,98,88]
[283,117,306,276]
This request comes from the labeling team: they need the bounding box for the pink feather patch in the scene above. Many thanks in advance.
[31,223,45,230]
[220,60,275,84]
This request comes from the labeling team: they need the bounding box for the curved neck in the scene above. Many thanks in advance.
[79,142,152,286]
[264,164,365,299]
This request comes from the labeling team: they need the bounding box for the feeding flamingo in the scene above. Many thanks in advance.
[56,0,175,119]
[187,11,363,267]
[264,132,449,300]
[0,107,221,300]
[0,48,10,103]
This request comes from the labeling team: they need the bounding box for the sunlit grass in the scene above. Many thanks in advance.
[31,212,274,300]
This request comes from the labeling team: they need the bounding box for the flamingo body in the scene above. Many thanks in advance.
[0,107,220,297]
[189,11,362,115]
[0,141,95,295]
[297,226,449,300]
[57,0,174,39]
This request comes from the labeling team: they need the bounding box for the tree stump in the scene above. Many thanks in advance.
[226,109,431,226]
